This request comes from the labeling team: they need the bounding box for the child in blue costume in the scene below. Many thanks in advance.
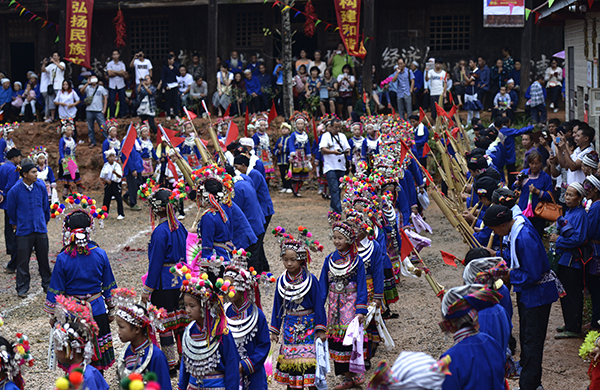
[58,118,83,197]
[30,146,57,201]
[439,285,506,390]
[114,288,172,390]
[101,119,121,163]
[320,218,368,388]
[194,164,236,264]
[173,264,240,390]
[45,209,117,372]
[270,225,327,389]
[361,122,380,169]
[462,257,512,360]
[251,115,275,183]
[136,121,155,179]
[50,295,110,390]
[140,186,189,370]
[0,334,34,390]
[223,251,271,389]
[178,120,202,170]
[286,112,312,197]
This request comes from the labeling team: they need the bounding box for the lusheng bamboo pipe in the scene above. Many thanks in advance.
[487,232,495,248]
[410,247,445,299]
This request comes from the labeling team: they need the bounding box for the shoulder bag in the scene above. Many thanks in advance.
[534,191,562,221]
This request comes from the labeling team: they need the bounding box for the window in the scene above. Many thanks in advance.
[236,12,264,47]
[130,16,169,60]
[8,20,34,40]
[429,14,470,52]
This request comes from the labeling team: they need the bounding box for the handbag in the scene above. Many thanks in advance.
[84,85,99,106]
[534,192,562,221]
[47,68,56,95]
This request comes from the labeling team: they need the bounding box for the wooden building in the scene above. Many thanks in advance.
[0,0,563,85]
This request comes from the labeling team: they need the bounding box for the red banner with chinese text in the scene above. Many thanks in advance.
[65,0,94,68]
[333,0,366,59]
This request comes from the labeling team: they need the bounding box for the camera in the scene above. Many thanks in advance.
[517,172,527,182]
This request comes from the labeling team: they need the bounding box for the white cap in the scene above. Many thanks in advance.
[239,137,255,148]
[89,76,98,83]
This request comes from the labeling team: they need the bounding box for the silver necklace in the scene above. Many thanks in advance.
[116,341,153,381]
[358,240,374,269]
[182,321,221,378]
[225,303,259,351]
[278,270,312,303]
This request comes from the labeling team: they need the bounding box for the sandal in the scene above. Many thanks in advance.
[554,331,580,339]
[334,378,355,390]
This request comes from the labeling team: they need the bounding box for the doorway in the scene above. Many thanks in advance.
[11,42,35,83]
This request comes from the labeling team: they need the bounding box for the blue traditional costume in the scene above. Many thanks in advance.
[585,174,600,329]
[0,333,34,390]
[273,127,292,191]
[136,121,155,178]
[140,185,189,369]
[439,285,506,390]
[228,203,258,251]
[57,118,82,191]
[178,121,202,170]
[44,209,117,371]
[287,112,312,195]
[252,115,275,182]
[320,220,368,377]
[101,119,121,163]
[270,226,327,389]
[224,251,271,389]
[113,288,172,390]
[50,295,110,390]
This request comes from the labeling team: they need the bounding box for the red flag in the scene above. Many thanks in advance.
[167,157,179,181]
[223,104,231,118]
[225,120,239,146]
[158,125,185,147]
[312,116,318,141]
[440,251,458,268]
[244,107,249,137]
[419,107,426,123]
[183,106,197,120]
[120,123,136,167]
[363,92,368,103]
[422,142,431,157]
[589,0,594,10]
[399,228,415,260]
[534,11,540,23]
[435,102,447,119]
[399,138,409,163]
[448,105,458,118]
[267,101,278,124]
[448,92,454,105]
[423,167,435,186]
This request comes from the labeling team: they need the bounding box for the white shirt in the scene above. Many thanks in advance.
[337,74,355,92]
[567,145,595,185]
[106,61,126,89]
[133,58,153,83]
[217,71,234,82]
[100,161,122,182]
[54,90,80,119]
[177,73,194,94]
[319,131,350,173]
[309,61,327,76]
[40,71,49,93]
[427,69,446,96]
[46,62,66,90]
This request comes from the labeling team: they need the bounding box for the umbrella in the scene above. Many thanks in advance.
[553,50,565,59]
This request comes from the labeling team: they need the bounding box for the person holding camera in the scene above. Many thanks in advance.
[79,76,107,148]
[129,51,153,87]
[41,52,65,123]
[319,118,350,214]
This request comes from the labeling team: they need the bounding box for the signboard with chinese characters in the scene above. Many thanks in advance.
[65,0,93,68]
[334,0,366,59]
[483,0,525,28]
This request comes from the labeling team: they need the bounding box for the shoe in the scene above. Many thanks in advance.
[556,325,565,332]
[89,144,96,149]
[167,116,171,121]
[286,189,293,194]
[3,267,15,274]
[334,378,354,390]
[317,189,323,195]
[555,331,580,339]
[78,140,85,145]
[293,192,302,197]
[17,293,27,298]
[352,373,366,386]
[279,188,286,193]
[117,215,125,220]
[550,102,555,109]
[177,214,186,220]
[553,108,559,113]
[130,205,142,211]
[44,118,52,123]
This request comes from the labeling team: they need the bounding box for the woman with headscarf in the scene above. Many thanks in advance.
[549,182,589,339]
[367,351,450,390]
[585,173,600,331]
[483,204,560,390]
[139,185,189,371]
[438,284,505,390]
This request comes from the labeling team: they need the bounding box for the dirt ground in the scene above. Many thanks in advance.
[0,184,589,389]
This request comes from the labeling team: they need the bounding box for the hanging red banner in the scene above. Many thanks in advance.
[65,0,94,68]
[333,0,366,59]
